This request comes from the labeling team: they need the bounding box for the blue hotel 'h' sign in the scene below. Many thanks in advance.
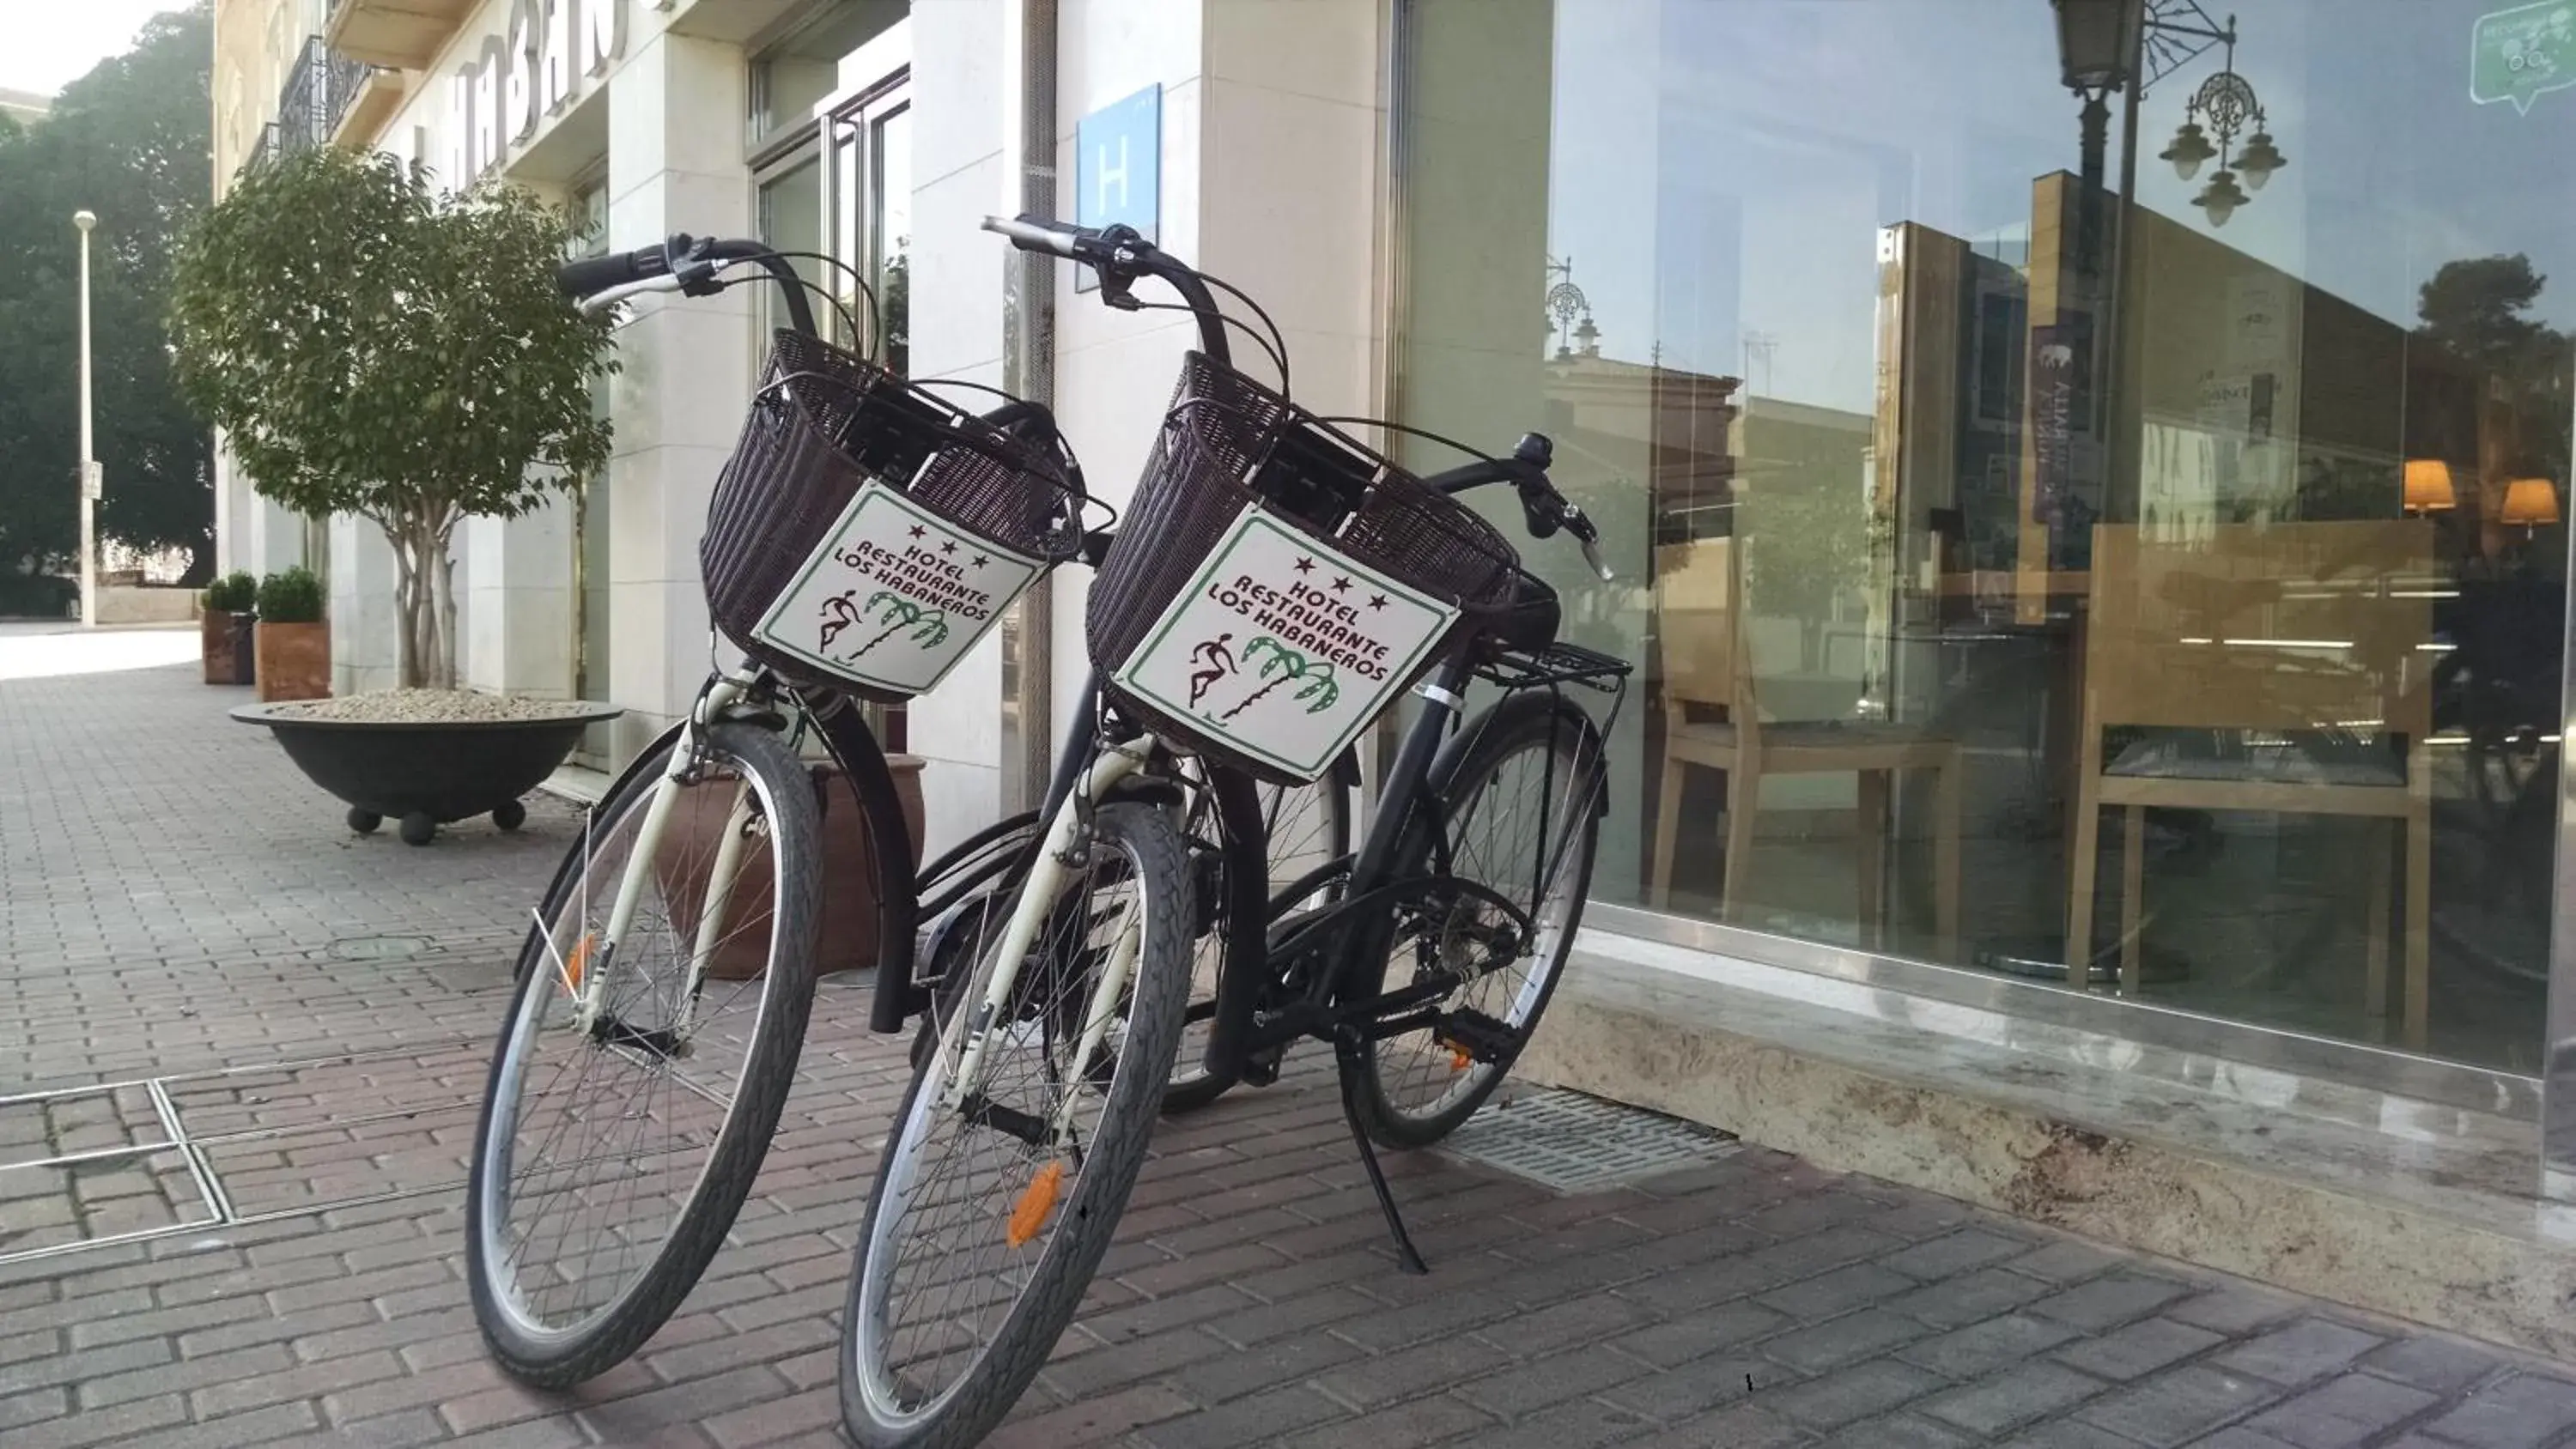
[1077,84,1161,243]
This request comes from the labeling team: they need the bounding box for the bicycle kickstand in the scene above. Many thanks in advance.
[1331,1023,1428,1276]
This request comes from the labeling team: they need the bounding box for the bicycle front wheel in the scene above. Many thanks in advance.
[466,721,821,1386]
[840,800,1191,1449]
[1353,695,1604,1149]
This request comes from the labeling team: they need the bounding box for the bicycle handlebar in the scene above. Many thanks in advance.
[1425,433,1612,583]
[981,215,1232,368]
[982,215,1082,258]
[556,234,817,338]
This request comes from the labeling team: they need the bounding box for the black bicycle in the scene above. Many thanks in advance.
[835,215,1629,1449]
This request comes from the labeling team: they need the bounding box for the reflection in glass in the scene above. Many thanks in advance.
[1399,0,2576,1071]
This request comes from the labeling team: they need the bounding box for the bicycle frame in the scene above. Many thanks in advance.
[1209,649,1619,1076]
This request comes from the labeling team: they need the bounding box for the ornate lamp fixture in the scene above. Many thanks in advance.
[1544,256,1600,360]
[2145,3,2286,227]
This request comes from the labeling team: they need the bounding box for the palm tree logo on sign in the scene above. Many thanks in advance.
[1218,638,1340,721]
[825,591,952,658]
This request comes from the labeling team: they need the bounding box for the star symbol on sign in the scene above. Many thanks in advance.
[941,541,958,555]
[908,526,927,540]
[1368,594,1388,610]
[970,555,989,569]
[1331,576,1353,592]
[1293,557,1316,574]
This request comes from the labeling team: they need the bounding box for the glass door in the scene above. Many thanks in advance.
[825,40,914,747]
[829,70,913,370]
[756,21,914,748]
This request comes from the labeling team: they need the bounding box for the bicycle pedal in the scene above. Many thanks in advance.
[1241,1049,1284,1087]
[1431,1009,1520,1066]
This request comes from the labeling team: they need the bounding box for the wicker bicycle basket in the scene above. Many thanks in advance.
[1087,352,1522,784]
[701,330,1081,701]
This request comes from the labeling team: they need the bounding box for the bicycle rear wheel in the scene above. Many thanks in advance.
[839,799,1191,1449]
[1352,695,1603,1149]
[466,722,821,1386]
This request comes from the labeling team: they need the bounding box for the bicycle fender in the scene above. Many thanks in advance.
[1431,691,1611,818]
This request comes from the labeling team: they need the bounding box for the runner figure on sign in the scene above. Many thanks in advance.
[1187,633,1236,709]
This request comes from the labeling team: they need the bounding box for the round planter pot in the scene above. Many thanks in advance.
[230,700,624,845]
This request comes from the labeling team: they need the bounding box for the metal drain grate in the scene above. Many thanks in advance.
[1442,1088,1739,1193]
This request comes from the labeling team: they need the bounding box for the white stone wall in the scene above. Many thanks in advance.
[902,0,1010,859]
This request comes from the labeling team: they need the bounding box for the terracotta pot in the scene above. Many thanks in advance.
[200,609,235,685]
[660,755,927,982]
[254,621,330,703]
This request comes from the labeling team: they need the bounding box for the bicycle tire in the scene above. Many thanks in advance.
[1350,693,1603,1149]
[466,721,822,1387]
[1164,762,1354,1114]
[839,799,1192,1449]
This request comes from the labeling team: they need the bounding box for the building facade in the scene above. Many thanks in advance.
[216,0,2576,1337]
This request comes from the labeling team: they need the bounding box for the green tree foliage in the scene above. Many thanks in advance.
[0,5,216,581]
[169,146,616,689]
[204,569,258,614]
[255,566,325,624]
[2414,253,2573,485]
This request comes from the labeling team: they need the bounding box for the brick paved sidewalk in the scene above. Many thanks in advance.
[5,653,2576,1449]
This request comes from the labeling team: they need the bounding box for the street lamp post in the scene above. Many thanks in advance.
[73,209,97,629]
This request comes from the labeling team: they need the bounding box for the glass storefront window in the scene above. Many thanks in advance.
[749,0,908,152]
[1398,0,2576,1071]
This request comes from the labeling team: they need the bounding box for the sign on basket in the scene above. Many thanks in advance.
[1111,508,1461,782]
[750,480,1042,697]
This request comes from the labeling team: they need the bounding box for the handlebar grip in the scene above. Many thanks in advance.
[555,246,667,299]
[981,214,1082,258]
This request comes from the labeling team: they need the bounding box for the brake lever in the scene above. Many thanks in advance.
[1556,499,1614,583]
[1579,535,1614,584]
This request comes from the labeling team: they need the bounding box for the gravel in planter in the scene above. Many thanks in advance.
[269,689,611,724]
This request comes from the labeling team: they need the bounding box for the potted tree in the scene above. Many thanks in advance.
[170,146,622,843]
[199,569,256,685]
[252,567,330,702]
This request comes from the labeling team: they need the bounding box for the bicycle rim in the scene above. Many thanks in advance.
[1370,719,1598,1131]
[848,802,1185,1437]
[471,731,805,1357]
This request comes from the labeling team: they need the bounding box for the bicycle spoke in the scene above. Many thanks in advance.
[856,829,1147,1418]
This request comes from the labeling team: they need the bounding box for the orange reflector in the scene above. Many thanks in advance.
[1006,1161,1066,1247]
[565,933,595,994]
[1449,1048,1473,1072]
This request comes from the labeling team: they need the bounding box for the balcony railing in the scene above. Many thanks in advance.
[243,121,280,176]
[328,47,370,136]
[276,38,331,155]
[271,37,376,161]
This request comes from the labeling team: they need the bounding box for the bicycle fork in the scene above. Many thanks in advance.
[944,736,1157,1148]
[541,676,762,1051]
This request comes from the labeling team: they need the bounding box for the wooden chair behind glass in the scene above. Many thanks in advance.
[2069,521,2437,1046]
[1650,537,1960,962]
